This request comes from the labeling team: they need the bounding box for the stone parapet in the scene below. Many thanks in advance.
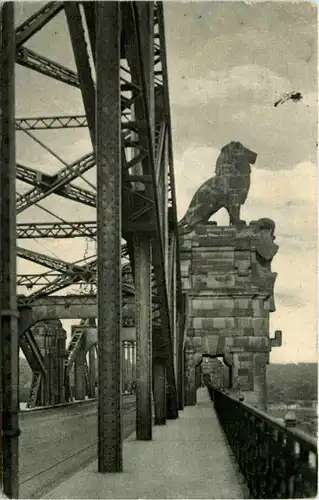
[180,223,278,299]
[180,222,281,410]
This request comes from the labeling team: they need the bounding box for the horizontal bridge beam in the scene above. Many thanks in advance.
[16,115,88,130]
[18,294,134,329]
[20,294,96,318]
[17,221,97,239]
[15,115,138,131]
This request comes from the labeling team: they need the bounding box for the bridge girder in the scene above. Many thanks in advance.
[17,220,97,239]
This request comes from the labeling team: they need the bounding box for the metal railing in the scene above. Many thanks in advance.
[208,386,317,498]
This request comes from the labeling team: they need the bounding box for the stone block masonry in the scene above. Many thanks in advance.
[180,222,281,410]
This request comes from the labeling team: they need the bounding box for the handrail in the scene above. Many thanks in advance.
[207,385,317,498]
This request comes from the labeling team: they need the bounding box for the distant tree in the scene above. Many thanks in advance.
[267,363,317,405]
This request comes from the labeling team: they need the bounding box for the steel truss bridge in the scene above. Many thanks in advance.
[0,2,317,499]
[1,2,186,497]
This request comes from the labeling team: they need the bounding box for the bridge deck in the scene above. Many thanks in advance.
[43,388,247,499]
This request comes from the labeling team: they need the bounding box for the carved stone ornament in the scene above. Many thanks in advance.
[256,233,279,262]
[255,218,279,262]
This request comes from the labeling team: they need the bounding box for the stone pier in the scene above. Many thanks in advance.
[180,220,282,410]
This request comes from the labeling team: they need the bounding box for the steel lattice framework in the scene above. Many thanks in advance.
[0,2,185,497]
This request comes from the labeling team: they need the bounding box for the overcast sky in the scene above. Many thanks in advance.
[15,1,317,364]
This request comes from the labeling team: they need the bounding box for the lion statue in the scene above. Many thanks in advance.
[179,141,257,228]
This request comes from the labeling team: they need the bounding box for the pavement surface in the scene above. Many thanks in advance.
[43,389,247,499]
[19,395,136,499]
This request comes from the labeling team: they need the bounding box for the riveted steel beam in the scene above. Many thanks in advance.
[16,152,95,213]
[83,2,96,65]
[17,221,97,239]
[17,259,134,291]
[16,162,96,208]
[15,115,88,130]
[127,2,154,441]
[15,2,64,47]
[19,330,46,374]
[96,1,122,473]
[156,2,182,305]
[16,46,80,87]
[65,3,96,147]
[17,246,92,274]
[0,4,19,497]
[121,2,178,420]
[19,258,98,299]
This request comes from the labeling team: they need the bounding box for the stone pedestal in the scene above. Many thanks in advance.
[180,222,281,410]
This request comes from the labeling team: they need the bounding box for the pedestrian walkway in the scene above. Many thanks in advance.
[44,388,248,499]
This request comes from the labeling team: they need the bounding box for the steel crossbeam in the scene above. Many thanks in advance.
[16,162,96,208]
[16,152,96,213]
[17,221,97,238]
[17,260,135,292]
[16,46,80,87]
[17,273,79,287]
[15,2,64,47]
[17,246,95,274]
[15,115,88,130]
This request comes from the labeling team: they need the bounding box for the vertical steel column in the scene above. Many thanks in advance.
[121,342,125,393]
[169,234,177,380]
[134,2,154,441]
[177,293,187,410]
[74,354,86,400]
[184,347,196,406]
[153,359,166,425]
[122,342,126,392]
[131,341,136,389]
[0,3,19,497]
[171,239,178,413]
[75,330,86,400]
[178,346,185,410]
[127,342,133,392]
[88,348,96,398]
[134,235,152,440]
[124,342,129,392]
[96,1,122,473]
[162,135,169,278]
